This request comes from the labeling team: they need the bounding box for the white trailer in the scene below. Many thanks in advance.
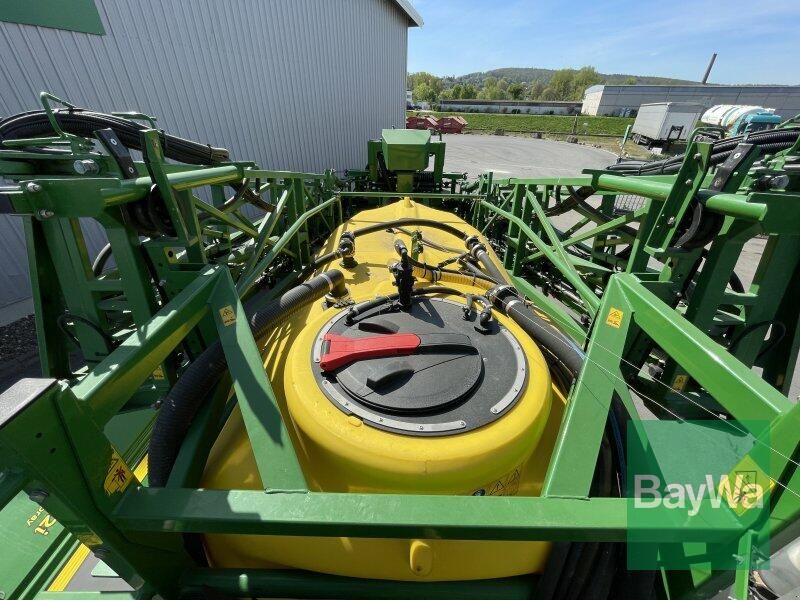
[631,102,706,149]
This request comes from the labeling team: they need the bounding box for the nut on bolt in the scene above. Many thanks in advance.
[37,209,55,219]
[24,182,42,193]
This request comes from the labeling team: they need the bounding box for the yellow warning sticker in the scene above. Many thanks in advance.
[725,455,776,517]
[151,365,165,380]
[605,307,624,329]
[672,374,689,391]
[219,305,236,326]
[104,449,134,496]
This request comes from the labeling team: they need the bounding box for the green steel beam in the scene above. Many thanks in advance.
[236,195,340,294]
[480,198,601,314]
[71,267,220,424]
[616,274,793,421]
[113,489,744,543]
[210,272,306,491]
[542,277,634,497]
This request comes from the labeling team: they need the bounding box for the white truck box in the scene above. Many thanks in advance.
[632,102,705,145]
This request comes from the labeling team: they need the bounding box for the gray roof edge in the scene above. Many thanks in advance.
[602,84,800,90]
[392,0,423,26]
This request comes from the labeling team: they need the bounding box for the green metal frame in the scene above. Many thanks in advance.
[347,129,464,196]
[1,94,800,599]
[2,266,798,599]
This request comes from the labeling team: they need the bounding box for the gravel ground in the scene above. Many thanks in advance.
[0,315,42,391]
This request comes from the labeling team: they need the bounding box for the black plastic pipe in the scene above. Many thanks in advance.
[148,270,345,487]
[0,109,229,164]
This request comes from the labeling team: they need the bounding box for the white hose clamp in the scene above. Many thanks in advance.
[320,272,335,291]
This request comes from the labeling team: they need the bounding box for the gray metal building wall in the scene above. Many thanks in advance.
[582,85,800,118]
[0,0,415,312]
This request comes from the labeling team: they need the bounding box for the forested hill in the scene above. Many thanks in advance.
[456,67,697,87]
[407,66,700,104]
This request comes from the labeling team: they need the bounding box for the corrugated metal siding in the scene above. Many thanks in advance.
[584,85,800,117]
[0,0,409,309]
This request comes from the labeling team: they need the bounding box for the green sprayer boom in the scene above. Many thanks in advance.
[1,93,800,598]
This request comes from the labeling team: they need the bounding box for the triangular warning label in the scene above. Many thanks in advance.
[489,480,505,496]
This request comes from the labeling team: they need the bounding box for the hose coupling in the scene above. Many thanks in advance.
[465,235,488,260]
[486,284,521,312]
[337,231,357,268]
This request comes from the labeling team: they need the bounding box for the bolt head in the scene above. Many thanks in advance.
[684,179,694,186]
[37,209,55,219]
[25,182,42,193]
[667,216,676,226]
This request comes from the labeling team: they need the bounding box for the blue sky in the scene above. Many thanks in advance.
[407,0,800,85]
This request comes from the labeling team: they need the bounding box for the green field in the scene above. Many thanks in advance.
[408,111,634,136]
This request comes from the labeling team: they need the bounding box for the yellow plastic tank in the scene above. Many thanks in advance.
[202,200,565,580]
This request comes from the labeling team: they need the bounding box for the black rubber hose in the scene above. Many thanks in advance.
[354,218,470,241]
[148,270,345,487]
[471,244,506,283]
[608,127,800,175]
[493,293,626,599]
[460,259,496,282]
[495,294,584,378]
[91,242,113,276]
[0,109,229,164]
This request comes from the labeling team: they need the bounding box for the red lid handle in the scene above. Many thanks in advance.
[319,333,420,372]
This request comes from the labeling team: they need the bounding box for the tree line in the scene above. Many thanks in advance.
[408,67,638,104]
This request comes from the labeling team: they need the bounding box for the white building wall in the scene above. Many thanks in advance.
[582,85,800,118]
[0,0,414,310]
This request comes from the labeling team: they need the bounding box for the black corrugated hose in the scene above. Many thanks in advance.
[0,108,229,164]
[483,282,647,599]
[609,127,800,175]
[148,270,345,487]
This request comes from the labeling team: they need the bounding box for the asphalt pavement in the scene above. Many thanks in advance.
[442,133,617,178]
